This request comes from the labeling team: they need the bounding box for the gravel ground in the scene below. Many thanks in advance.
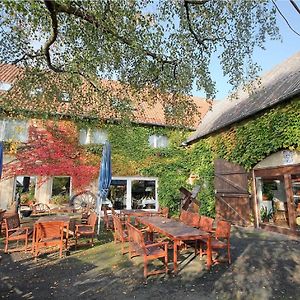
[0,226,299,300]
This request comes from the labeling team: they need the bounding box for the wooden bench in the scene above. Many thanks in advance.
[126,222,168,278]
[3,213,32,253]
[112,214,129,254]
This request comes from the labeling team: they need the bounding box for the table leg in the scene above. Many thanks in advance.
[31,225,36,254]
[173,240,178,274]
[206,235,212,269]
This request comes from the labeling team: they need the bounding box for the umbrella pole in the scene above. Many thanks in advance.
[97,195,103,236]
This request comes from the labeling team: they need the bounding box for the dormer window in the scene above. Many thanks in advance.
[0,81,12,91]
[59,92,71,102]
[29,87,43,97]
[149,135,169,148]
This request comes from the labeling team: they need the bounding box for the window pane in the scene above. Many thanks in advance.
[79,129,88,145]
[52,177,71,197]
[3,119,28,142]
[91,129,107,144]
[149,135,168,148]
[131,180,156,209]
[109,180,127,209]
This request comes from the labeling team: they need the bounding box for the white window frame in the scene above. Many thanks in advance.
[79,128,108,145]
[51,176,72,198]
[149,134,169,148]
[111,176,158,211]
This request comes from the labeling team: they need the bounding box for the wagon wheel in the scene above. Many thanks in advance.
[70,191,97,212]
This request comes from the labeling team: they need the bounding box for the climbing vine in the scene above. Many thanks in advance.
[2,97,299,217]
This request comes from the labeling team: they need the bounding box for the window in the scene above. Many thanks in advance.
[15,176,37,205]
[149,135,169,148]
[0,119,28,142]
[79,128,108,145]
[51,176,71,197]
[59,92,71,102]
[0,81,12,91]
[29,87,43,97]
[107,177,158,210]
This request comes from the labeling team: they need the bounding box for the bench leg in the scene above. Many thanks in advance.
[4,239,8,253]
[144,259,148,278]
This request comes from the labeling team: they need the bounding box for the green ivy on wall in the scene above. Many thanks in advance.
[207,97,300,170]
[3,97,299,218]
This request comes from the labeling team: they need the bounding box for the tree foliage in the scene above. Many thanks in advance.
[0,0,279,123]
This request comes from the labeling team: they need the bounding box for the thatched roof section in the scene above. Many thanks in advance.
[186,51,300,144]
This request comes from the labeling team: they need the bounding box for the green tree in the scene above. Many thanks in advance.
[0,0,279,124]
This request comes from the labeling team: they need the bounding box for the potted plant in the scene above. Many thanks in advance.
[260,206,273,223]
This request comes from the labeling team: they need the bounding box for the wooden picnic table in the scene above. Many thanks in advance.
[120,209,160,223]
[136,215,212,274]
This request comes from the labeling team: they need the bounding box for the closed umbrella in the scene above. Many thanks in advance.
[96,141,112,235]
[0,142,3,179]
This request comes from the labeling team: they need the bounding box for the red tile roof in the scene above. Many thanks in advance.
[0,64,211,129]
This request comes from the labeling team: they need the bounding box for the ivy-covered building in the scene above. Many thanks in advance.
[185,51,300,236]
[0,64,211,212]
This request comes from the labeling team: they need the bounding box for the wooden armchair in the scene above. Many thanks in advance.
[199,220,231,264]
[126,222,168,278]
[198,216,214,232]
[33,221,67,258]
[112,214,129,254]
[180,210,201,227]
[103,206,114,230]
[3,213,32,253]
[75,212,97,249]
[179,210,201,251]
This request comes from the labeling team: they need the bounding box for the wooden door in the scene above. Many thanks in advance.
[214,159,251,225]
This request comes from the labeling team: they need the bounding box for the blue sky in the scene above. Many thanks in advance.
[193,0,300,100]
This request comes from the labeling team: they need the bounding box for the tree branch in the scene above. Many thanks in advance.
[44,0,65,72]
[183,0,218,49]
[47,0,177,68]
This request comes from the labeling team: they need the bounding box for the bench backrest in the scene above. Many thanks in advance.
[199,216,214,232]
[180,210,201,227]
[4,214,20,231]
[126,222,145,255]
[112,214,125,241]
[36,221,65,241]
[215,220,231,239]
[87,212,97,229]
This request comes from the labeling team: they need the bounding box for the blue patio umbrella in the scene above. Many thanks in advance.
[0,142,3,179]
[97,141,112,234]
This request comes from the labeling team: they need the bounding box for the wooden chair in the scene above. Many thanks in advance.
[126,222,168,278]
[112,214,129,254]
[75,212,97,249]
[103,206,113,230]
[3,213,32,253]
[199,220,231,264]
[180,209,200,226]
[179,210,201,251]
[34,221,67,258]
[158,207,169,218]
[198,215,214,232]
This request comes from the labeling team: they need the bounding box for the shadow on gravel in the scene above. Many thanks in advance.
[0,227,299,300]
